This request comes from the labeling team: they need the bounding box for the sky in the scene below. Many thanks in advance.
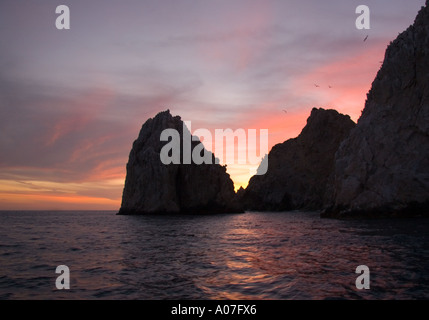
[0,0,426,210]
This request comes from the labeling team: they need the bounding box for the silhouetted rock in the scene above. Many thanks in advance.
[242,108,355,211]
[324,1,429,218]
[118,110,241,215]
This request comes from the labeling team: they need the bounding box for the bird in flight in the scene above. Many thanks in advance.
[282,109,287,114]
[314,84,320,88]
[363,35,368,42]
[328,85,332,88]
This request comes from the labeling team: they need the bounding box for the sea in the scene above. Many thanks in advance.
[0,210,428,300]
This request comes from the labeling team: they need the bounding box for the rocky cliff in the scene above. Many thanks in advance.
[118,110,241,215]
[324,1,429,218]
[242,108,355,211]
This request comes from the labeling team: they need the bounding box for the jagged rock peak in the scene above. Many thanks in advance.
[241,108,355,211]
[325,1,429,218]
[118,110,242,215]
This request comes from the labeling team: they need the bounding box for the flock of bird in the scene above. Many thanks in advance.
[314,84,332,88]
[311,35,369,90]
[282,34,370,115]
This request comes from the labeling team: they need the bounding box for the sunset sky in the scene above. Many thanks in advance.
[0,0,425,210]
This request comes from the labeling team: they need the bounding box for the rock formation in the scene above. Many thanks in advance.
[118,110,241,215]
[241,108,355,211]
[324,1,429,218]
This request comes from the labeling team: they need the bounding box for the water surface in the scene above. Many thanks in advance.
[0,211,428,299]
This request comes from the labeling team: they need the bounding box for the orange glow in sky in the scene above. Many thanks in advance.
[0,0,423,210]
[0,45,388,209]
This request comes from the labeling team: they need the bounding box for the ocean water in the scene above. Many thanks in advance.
[0,210,428,300]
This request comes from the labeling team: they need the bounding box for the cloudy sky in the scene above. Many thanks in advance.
[0,0,425,210]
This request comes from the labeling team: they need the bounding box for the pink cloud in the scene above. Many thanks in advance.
[195,1,275,72]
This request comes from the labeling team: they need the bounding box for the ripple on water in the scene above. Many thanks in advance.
[0,211,428,299]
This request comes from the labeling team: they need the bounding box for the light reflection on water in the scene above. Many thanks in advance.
[0,210,428,299]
